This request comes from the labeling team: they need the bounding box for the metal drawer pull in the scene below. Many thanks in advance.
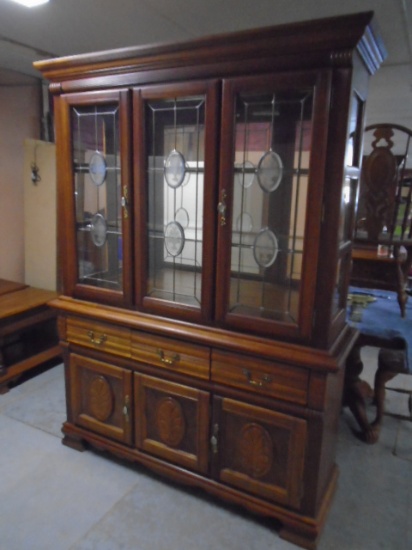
[242,368,272,387]
[87,330,107,346]
[157,349,180,366]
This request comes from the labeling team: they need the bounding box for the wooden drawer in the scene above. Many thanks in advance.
[66,317,131,358]
[132,331,210,380]
[211,350,309,405]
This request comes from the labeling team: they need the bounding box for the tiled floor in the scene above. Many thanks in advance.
[1,347,411,550]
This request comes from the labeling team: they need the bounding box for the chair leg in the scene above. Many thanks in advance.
[370,347,409,440]
[371,367,397,432]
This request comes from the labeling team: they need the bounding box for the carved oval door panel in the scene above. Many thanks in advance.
[134,373,210,474]
[70,353,133,445]
[213,397,307,509]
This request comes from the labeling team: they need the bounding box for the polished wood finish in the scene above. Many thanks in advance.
[132,332,210,380]
[0,281,60,392]
[0,279,27,297]
[211,349,309,405]
[135,373,210,473]
[66,317,132,358]
[352,124,412,316]
[213,397,307,509]
[36,13,385,549]
[69,353,133,444]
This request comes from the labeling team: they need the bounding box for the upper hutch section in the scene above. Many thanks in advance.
[35,12,386,349]
[36,12,384,89]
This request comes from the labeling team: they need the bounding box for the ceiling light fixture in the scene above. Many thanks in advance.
[11,0,50,7]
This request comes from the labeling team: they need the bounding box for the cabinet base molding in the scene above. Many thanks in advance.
[62,421,338,550]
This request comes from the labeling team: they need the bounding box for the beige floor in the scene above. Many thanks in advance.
[0,347,411,550]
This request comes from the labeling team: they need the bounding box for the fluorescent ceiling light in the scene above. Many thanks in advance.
[11,0,50,7]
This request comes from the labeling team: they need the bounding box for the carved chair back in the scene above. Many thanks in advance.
[355,123,412,246]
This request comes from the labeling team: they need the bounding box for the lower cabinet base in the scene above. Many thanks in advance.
[62,421,338,550]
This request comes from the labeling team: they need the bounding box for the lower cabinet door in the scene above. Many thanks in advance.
[212,397,307,509]
[69,353,133,445]
[134,373,210,474]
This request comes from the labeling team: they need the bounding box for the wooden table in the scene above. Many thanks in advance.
[0,279,61,393]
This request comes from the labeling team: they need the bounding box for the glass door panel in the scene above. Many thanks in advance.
[146,96,204,306]
[137,81,219,322]
[217,72,330,339]
[229,90,312,324]
[72,103,123,291]
[332,93,365,316]
[59,89,132,307]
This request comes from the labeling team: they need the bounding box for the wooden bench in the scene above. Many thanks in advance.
[0,279,61,393]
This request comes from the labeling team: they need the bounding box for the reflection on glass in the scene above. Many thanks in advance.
[332,253,351,316]
[338,178,353,244]
[235,160,256,188]
[72,104,123,289]
[146,96,205,307]
[229,90,313,323]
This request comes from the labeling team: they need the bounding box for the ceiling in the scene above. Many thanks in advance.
[0,0,410,85]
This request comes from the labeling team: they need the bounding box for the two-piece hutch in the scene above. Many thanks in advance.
[35,12,385,548]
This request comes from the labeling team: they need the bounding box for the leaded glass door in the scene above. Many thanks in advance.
[134,81,219,322]
[216,72,331,340]
[57,90,132,307]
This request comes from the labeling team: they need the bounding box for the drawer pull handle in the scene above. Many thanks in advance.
[242,368,272,387]
[87,330,107,346]
[157,349,180,366]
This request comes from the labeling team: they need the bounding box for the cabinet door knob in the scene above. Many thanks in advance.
[157,349,180,366]
[87,330,107,346]
[121,185,129,219]
[123,395,130,422]
[217,189,227,226]
[242,368,272,387]
[210,423,219,454]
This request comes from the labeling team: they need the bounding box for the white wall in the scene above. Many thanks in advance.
[365,63,412,130]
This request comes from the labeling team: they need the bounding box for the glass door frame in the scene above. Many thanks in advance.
[133,80,220,323]
[55,89,133,307]
[215,70,332,341]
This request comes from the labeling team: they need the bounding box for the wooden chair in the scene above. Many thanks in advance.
[351,123,412,317]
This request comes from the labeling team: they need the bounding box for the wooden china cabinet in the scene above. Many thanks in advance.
[35,12,385,549]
